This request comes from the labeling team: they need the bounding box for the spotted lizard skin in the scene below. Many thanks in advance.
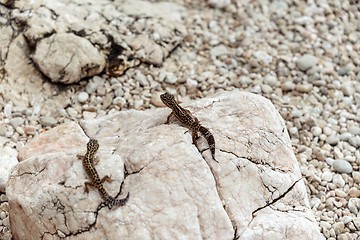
[77,139,129,209]
[160,92,217,162]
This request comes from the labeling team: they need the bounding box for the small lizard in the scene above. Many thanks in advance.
[160,92,217,162]
[77,138,129,209]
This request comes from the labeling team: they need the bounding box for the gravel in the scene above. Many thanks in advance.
[0,0,359,239]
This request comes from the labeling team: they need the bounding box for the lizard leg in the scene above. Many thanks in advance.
[77,154,84,160]
[84,181,94,193]
[166,112,174,124]
[101,175,113,183]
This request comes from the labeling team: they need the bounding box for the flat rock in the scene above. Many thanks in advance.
[7,91,324,240]
[296,54,318,71]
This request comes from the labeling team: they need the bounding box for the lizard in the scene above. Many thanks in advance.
[77,138,129,209]
[160,92,217,162]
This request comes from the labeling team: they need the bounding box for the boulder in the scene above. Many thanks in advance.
[6,91,324,239]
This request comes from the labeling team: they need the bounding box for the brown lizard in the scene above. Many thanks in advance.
[160,92,217,162]
[77,138,129,209]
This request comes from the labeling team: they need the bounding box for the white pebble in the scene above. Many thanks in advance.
[332,174,346,188]
[348,126,360,135]
[77,92,89,103]
[333,160,353,174]
[296,54,318,71]
[311,126,322,137]
[321,171,333,182]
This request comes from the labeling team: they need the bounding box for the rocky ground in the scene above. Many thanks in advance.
[0,0,359,239]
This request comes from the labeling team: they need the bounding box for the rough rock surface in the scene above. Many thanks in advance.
[7,91,324,240]
[8,0,187,83]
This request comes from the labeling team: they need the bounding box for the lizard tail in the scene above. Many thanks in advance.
[99,186,130,209]
[199,126,216,161]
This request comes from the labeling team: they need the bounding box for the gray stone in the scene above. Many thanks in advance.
[9,117,24,129]
[348,126,360,135]
[326,135,340,146]
[0,146,18,192]
[39,116,57,127]
[349,136,360,148]
[332,160,353,174]
[296,54,318,71]
[210,45,228,57]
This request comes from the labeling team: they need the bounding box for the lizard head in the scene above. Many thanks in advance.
[160,92,176,107]
[87,138,99,153]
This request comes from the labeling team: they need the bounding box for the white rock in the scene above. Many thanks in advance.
[333,160,353,174]
[296,54,318,71]
[332,174,345,188]
[0,146,18,192]
[326,135,340,146]
[348,198,360,214]
[332,222,345,235]
[321,171,333,182]
[311,126,322,137]
[77,92,89,103]
[210,44,228,57]
[7,91,324,240]
[32,33,106,84]
[208,0,231,9]
[348,136,360,148]
[348,126,360,135]
[253,50,273,65]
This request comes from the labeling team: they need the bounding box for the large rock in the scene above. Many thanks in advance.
[6,91,324,239]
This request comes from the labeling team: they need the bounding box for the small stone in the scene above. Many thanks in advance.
[295,84,313,93]
[348,198,360,214]
[326,135,340,146]
[208,0,231,8]
[348,136,360,148]
[135,71,148,87]
[10,117,24,129]
[296,54,318,71]
[332,174,345,187]
[113,97,127,108]
[210,44,228,57]
[348,126,360,135]
[186,79,198,91]
[334,189,346,198]
[0,211,6,220]
[149,93,162,107]
[311,126,322,137]
[39,116,57,127]
[332,222,344,236]
[24,125,36,135]
[339,132,352,141]
[253,50,272,65]
[321,171,333,182]
[352,172,360,184]
[332,160,353,174]
[77,92,89,103]
[261,84,273,94]
[3,103,12,117]
[164,72,177,84]
[341,82,355,96]
[348,187,360,198]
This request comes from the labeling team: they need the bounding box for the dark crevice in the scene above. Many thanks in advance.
[251,178,302,219]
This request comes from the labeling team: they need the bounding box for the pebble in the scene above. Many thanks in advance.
[253,50,272,65]
[3,103,12,117]
[296,54,318,71]
[333,222,345,235]
[326,135,340,146]
[311,126,322,137]
[348,126,360,135]
[39,116,57,127]
[77,92,89,103]
[9,117,24,129]
[0,211,6,220]
[348,136,360,148]
[332,174,346,188]
[321,171,333,182]
[210,44,228,57]
[332,160,353,174]
[339,132,352,141]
